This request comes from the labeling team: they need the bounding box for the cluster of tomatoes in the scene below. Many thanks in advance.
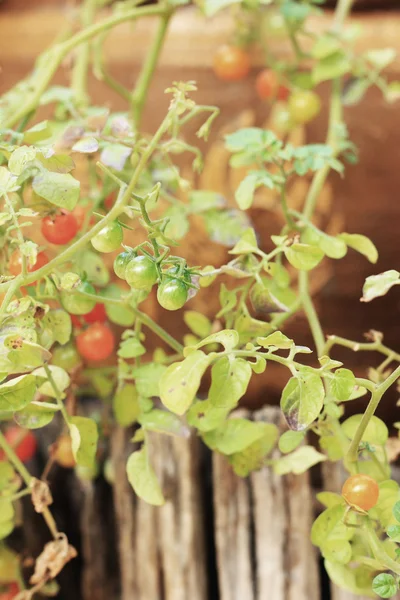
[213,44,322,126]
[114,251,191,311]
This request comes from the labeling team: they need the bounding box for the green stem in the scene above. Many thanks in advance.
[364,519,400,576]
[299,271,325,356]
[44,364,70,424]
[5,193,27,275]
[322,335,400,363]
[71,0,98,107]
[131,9,173,128]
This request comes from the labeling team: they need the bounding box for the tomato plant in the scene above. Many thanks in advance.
[0,0,399,597]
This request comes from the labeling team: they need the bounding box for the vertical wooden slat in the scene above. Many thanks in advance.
[213,406,320,600]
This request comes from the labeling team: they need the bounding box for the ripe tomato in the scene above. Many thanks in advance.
[213,45,250,82]
[125,255,158,290]
[9,250,49,279]
[255,69,289,101]
[288,90,321,124]
[76,323,115,362]
[157,278,188,311]
[41,210,78,245]
[72,204,95,230]
[104,193,116,211]
[91,221,123,253]
[53,434,76,468]
[0,427,37,463]
[61,281,96,316]
[113,251,134,280]
[342,474,379,511]
[70,314,83,328]
[82,303,107,324]
[0,582,19,600]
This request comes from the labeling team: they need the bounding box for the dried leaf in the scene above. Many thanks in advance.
[30,478,53,513]
[30,534,77,585]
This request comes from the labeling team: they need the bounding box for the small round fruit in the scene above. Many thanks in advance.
[91,221,123,253]
[342,474,379,511]
[271,103,295,135]
[113,251,133,280]
[82,303,107,324]
[61,281,96,316]
[9,250,49,278]
[51,343,81,371]
[41,210,78,245]
[0,427,37,463]
[288,90,321,124]
[54,434,76,468]
[125,255,158,290]
[213,45,250,82]
[255,69,289,101]
[76,323,115,362]
[157,278,188,311]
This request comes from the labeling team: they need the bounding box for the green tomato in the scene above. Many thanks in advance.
[157,278,188,311]
[271,104,295,135]
[51,343,81,371]
[288,90,321,124]
[113,251,133,280]
[61,281,96,315]
[91,221,123,253]
[125,255,158,290]
[262,11,287,38]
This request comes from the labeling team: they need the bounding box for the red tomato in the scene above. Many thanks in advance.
[0,582,20,600]
[213,45,250,82]
[82,303,107,324]
[255,69,289,101]
[0,427,37,463]
[76,323,115,362]
[342,474,379,511]
[104,193,116,211]
[70,314,83,329]
[72,204,96,230]
[41,210,78,245]
[9,250,49,278]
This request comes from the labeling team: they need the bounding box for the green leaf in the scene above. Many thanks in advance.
[257,331,293,349]
[285,243,324,271]
[311,503,348,546]
[312,51,351,84]
[0,462,18,493]
[32,171,80,210]
[0,167,18,196]
[8,146,37,175]
[139,409,188,437]
[325,561,376,597]
[235,172,276,210]
[365,48,396,70]
[201,0,240,17]
[188,330,239,353]
[69,416,98,468]
[387,524,400,542]
[101,285,135,326]
[372,573,398,598]
[281,370,325,431]
[229,423,279,476]
[203,418,268,455]
[342,78,370,106]
[78,251,110,288]
[362,270,400,302]
[7,339,51,373]
[229,228,258,254]
[34,365,70,398]
[303,228,347,259]
[203,208,251,248]
[208,356,252,409]
[113,383,140,427]
[369,481,400,528]
[117,337,145,359]
[100,143,131,171]
[72,137,99,154]
[38,152,75,174]
[0,520,14,541]
[338,233,378,264]
[0,374,36,411]
[393,501,400,523]
[274,445,326,475]
[319,435,344,460]
[250,282,289,314]
[14,402,56,429]
[159,350,211,415]
[132,363,167,398]
[163,206,189,240]
[321,539,352,565]
[342,414,388,446]
[278,430,305,454]
[311,34,341,59]
[316,491,344,508]
[23,120,52,143]
[126,446,164,506]
[187,399,230,433]
[183,311,211,338]
[42,310,71,345]
[189,191,225,213]
[330,368,356,401]
[0,500,14,524]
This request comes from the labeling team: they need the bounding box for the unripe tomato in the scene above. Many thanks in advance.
[51,343,81,371]
[157,278,188,311]
[213,45,250,82]
[61,281,96,316]
[255,69,289,101]
[125,255,158,290]
[76,323,115,362]
[288,90,321,124]
[113,251,133,280]
[271,103,295,135]
[82,303,107,324]
[9,250,49,279]
[342,474,379,511]
[91,221,123,253]
[41,210,78,245]
[0,427,37,463]
[54,434,76,468]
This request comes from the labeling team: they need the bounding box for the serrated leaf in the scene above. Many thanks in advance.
[281,370,325,431]
[159,350,211,415]
[285,243,324,271]
[362,270,400,302]
[32,171,80,210]
[126,447,164,506]
[69,416,98,468]
[274,445,326,475]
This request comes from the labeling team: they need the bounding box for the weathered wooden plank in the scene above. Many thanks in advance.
[213,406,320,600]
